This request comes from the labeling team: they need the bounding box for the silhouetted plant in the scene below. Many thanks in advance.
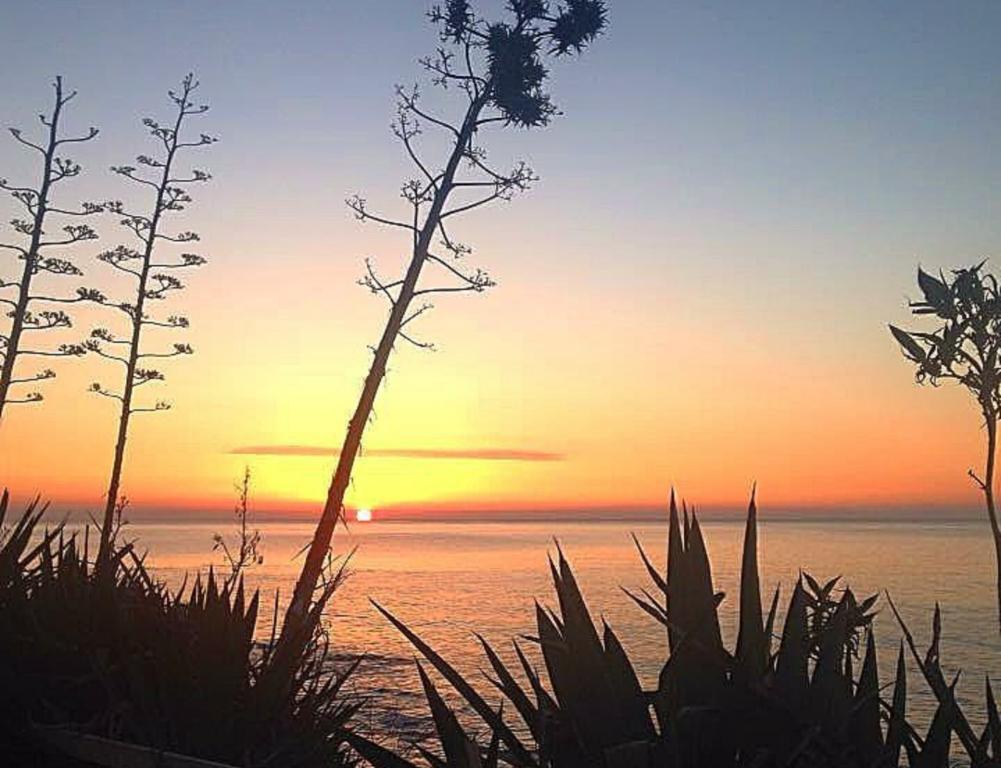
[0,77,104,420]
[213,465,264,589]
[359,494,1001,768]
[0,490,359,766]
[87,73,213,572]
[889,262,1001,633]
[279,0,608,666]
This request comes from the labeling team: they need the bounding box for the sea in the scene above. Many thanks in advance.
[118,515,999,747]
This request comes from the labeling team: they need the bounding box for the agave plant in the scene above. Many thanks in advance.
[0,490,360,767]
[0,491,66,758]
[357,493,1001,767]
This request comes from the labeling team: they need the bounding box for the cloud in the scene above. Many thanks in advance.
[229,445,564,462]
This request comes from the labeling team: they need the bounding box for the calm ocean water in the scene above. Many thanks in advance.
[123,515,999,741]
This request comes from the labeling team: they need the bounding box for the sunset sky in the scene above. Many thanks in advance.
[2,1,1000,516]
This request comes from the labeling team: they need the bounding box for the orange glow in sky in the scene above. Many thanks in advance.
[0,254,987,515]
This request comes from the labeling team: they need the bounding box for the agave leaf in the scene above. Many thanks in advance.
[987,676,1001,759]
[802,572,822,598]
[536,601,587,743]
[417,662,483,768]
[926,603,942,670]
[206,566,218,608]
[774,578,809,709]
[666,489,683,652]
[515,639,562,730]
[548,553,561,595]
[914,696,953,768]
[684,514,724,653]
[602,621,656,742]
[12,520,63,577]
[554,544,604,658]
[345,732,420,768]
[372,600,537,767]
[886,593,980,757]
[244,589,260,648]
[478,634,540,741]
[655,588,733,730]
[554,545,638,752]
[234,576,245,618]
[857,593,878,615]
[511,639,583,768]
[820,575,841,598]
[534,602,597,764]
[764,585,781,663]
[849,630,882,765]
[622,586,669,628]
[631,532,667,595]
[0,498,55,583]
[809,593,852,731]
[735,492,766,681]
[884,642,908,768]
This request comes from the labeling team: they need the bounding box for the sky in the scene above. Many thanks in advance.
[1,1,1000,517]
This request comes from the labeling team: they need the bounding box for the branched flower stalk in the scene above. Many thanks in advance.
[0,77,104,422]
[88,74,214,571]
[276,0,607,661]
[213,465,264,590]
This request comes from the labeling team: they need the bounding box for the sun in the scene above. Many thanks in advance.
[355,508,373,523]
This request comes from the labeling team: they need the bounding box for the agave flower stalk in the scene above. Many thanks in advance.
[0,77,103,421]
[87,74,214,571]
[277,0,608,666]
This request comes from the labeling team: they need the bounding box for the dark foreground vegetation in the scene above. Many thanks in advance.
[358,494,1001,768]
[0,492,357,767]
[4,488,1001,768]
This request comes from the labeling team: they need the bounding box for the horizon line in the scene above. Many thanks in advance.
[24,497,987,524]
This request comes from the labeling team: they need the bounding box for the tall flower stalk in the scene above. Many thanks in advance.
[88,74,214,570]
[275,0,607,662]
[0,77,103,422]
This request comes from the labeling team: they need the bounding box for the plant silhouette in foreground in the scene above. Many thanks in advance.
[280,0,608,665]
[0,490,359,766]
[360,493,1001,767]
[0,77,103,421]
[87,73,213,572]
[889,262,1001,633]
